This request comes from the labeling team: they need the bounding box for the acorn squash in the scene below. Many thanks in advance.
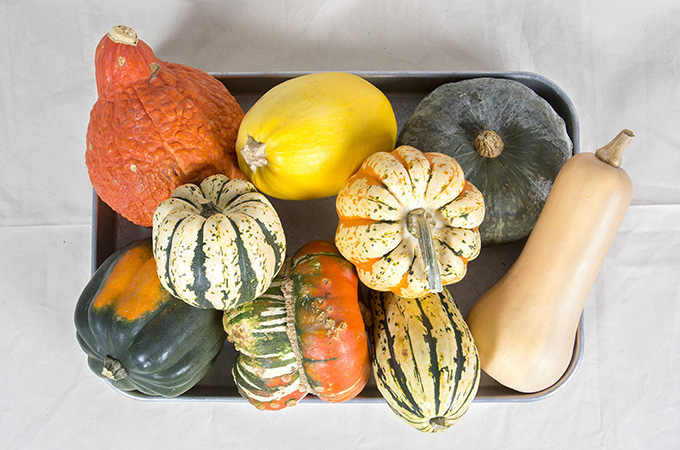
[235,72,398,200]
[397,77,572,245]
[74,239,227,397]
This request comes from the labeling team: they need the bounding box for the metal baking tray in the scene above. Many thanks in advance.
[92,71,582,403]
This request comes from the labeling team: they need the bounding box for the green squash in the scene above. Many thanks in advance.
[74,239,227,397]
[397,77,572,245]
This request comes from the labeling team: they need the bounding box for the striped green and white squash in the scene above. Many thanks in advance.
[223,277,307,410]
[152,174,286,310]
[223,240,371,411]
[369,288,480,433]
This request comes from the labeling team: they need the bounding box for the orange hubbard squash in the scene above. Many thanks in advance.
[86,25,245,227]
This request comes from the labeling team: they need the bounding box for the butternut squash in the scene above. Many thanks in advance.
[465,130,634,393]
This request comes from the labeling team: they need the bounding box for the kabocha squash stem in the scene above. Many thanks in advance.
[474,129,504,158]
[465,130,634,393]
[407,208,442,293]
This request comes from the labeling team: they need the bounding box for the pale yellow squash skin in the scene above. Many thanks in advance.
[465,130,634,394]
[235,72,398,200]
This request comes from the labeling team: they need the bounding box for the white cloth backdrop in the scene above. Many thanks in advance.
[1,1,678,448]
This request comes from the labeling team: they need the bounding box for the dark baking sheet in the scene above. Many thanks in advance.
[92,71,582,403]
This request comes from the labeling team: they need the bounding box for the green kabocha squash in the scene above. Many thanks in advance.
[74,239,227,397]
[397,77,572,245]
[370,288,480,433]
[223,240,371,410]
[152,174,286,310]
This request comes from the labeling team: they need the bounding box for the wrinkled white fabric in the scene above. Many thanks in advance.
[1,1,679,448]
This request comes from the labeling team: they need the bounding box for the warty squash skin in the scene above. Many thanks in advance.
[74,239,227,397]
[153,174,286,310]
[235,72,398,200]
[86,25,245,227]
[370,288,480,433]
[465,130,634,393]
[335,145,485,298]
[223,240,371,410]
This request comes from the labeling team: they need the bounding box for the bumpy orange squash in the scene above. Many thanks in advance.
[86,25,245,227]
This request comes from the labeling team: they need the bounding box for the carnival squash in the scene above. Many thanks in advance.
[223,240,371,410]
[86,25,244,227]
[335,145,485,298]
[397,77,572,245]
[152,174,286,310]
[74,239,227,397]
[370,288,480,433]
[235,72,398,200]
[465,130,634,393]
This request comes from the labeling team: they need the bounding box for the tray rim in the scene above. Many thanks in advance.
[91,69,583,404]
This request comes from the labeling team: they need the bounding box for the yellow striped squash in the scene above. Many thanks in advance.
[152,174,286,310]
[369,288,480,433]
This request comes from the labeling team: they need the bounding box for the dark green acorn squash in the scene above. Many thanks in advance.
[397,77,572,245]
[74,239,227,397]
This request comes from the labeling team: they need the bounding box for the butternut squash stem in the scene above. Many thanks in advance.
[595,129,635,168]
[407,208,442,293]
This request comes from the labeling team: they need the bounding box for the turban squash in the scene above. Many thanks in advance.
[223,240,371,410]
[74,239,226,397]
[86,25,244,227]
[335,145,485,298]
[152,174,286,310]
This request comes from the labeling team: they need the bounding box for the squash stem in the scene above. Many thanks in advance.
[407,208,443,293]
[199,200,222,219]
[241,136,269,173]
[102,355,128,381]
[108,25,138,46]
[474,130,504,158]
[429,416,449,432]
[595,129,634,168]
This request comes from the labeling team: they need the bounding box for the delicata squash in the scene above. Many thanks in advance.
[335,145,485,298]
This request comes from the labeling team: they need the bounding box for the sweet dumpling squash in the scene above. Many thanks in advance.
[152,174,286,311]
[335,145,484,298]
